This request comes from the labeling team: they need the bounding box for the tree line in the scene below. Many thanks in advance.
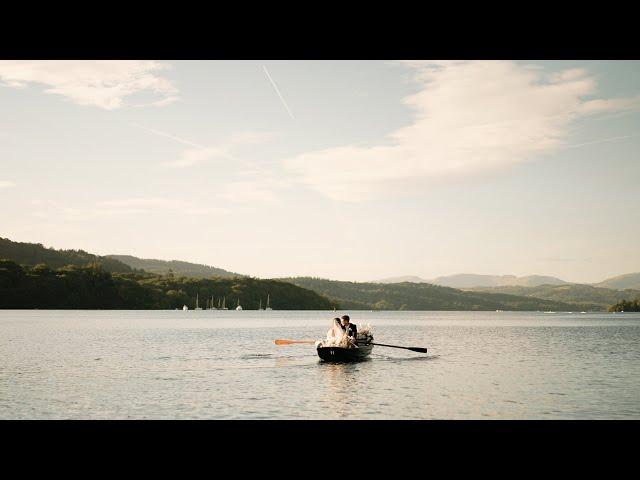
[608,299,640,312]
[0,260,335,310]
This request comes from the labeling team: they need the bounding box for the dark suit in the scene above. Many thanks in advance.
[342,323,357,338]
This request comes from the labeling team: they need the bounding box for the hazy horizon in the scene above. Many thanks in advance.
[1,60,639,283]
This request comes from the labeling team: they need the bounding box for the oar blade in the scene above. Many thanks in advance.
[274,339,315,345]
[408,347,428,354]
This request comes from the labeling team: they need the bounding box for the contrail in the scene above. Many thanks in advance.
[263,65,295,120]
[564,133,640,149]
[129,122,205,149]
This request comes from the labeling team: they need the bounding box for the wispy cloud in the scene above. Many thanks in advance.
[217,178,289,204]
[0,61,178,110]
[32,197,228,221]
[263,65,295,120]
[129,123,203,149]
[0,180,15,189]
[563,133,640,150]
[131,123,279,169]
[284,61,640,201]
[163,146,231,169]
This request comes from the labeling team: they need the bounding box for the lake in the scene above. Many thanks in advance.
[1,310,639,419]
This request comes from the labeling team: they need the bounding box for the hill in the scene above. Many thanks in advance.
[0,260,334,310]
[281,277,589,311]
[0,237,132,273]
[107,254,242,279]
[425,274,568,288]
[465,284,638,311]
[594,273,640,290]
[375,275,431,283]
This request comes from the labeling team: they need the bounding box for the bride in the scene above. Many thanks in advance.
[322,317,351,348]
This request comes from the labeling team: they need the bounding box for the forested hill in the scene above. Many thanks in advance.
[0,237,132,273]
[0,260,334,310]
[107,255,242,279]
[466,284,640,311]
[595,273,640,290]
[281,277,592,311]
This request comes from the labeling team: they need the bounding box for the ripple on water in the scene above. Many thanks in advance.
[2,310,640,419]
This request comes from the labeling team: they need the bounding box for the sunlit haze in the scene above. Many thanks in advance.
[1,60,639,282]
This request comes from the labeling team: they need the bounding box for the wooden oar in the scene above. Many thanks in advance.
[274,339,316,345]
[367,342,428,354]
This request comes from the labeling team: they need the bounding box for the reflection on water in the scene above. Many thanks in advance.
[1,310,639,419]
[320,363,360,418]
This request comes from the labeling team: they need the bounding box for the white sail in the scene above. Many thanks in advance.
[265,293,272,310]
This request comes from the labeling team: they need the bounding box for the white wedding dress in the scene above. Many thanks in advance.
[317,318,351,348]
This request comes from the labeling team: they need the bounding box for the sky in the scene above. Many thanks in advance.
[0,60,639,283]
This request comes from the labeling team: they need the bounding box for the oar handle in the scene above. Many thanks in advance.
[368,342,428,354]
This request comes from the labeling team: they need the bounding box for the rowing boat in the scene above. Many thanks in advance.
[316,343,373,362]
[316,333,374,362]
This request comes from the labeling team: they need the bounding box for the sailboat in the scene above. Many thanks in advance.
[210,296,215,310]
[236,298,243,311]
[221,296,228,310]
[195,293,202,311]
[258,299,263,310]
[265,294,272,311]
[182,304,188,311]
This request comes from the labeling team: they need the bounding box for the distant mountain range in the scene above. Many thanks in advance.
[106,255,243,279]
[2,235,640,311]
[376,272,640,290]
[376,274,568,288]
[467,284,640,311]
[593,273,640,290]
[282,277,590,311]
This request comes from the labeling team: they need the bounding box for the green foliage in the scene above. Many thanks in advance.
[0,260,334,310]
[467,284,640,311]
[106,255,242,279]
[0,237,132,273]
[608,299,640,312]
[282,277,594,311]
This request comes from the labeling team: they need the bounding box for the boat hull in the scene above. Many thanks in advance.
[317,344,373,362]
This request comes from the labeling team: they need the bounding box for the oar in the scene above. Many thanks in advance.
[367,342,428,354]
[274,339,316,345]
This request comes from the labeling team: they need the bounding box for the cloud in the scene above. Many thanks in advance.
[0,61,178,110]
[96,197,228,216]
[217,178,289,204]
[284,61,640,201]
[131,122,280,169]
[32,197,227,221]
[162,146,230,168]
[0,180,15,188]
[228,131,282,145]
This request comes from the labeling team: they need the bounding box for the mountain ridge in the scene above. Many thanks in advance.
[375,273,568,288]
[107,254,243,279]
[282,276,598,311]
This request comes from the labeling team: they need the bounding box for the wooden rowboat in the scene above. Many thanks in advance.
[316,343,373,362]
[317,333,374,362]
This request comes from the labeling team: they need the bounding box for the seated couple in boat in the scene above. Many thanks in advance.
[325,315,358,348]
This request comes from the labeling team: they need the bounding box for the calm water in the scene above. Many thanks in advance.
[1,310,639,419]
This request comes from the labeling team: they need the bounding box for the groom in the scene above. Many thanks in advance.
[341,315,357,342]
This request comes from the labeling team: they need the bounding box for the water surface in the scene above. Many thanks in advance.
[1,310,639,419]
